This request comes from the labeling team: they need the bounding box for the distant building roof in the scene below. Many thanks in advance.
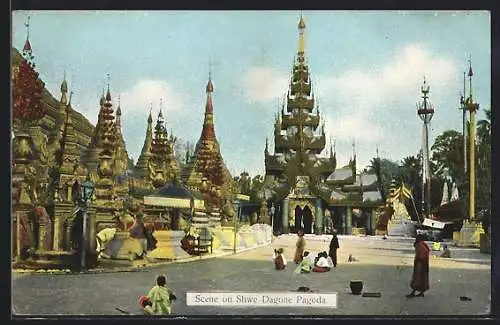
[153,181,203,200]
[329,190,347,201]
[326,167,353,181]
[343,173,378,189]
[362,191,382,203]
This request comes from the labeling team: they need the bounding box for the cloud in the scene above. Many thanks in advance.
[241,67,288,104]
[119,79,183,116]
[316,43,459,168]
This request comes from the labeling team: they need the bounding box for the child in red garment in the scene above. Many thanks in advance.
[272,248,287,270]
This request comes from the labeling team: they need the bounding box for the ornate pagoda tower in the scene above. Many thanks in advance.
[50,89,88,251]
[89,80,117,203]
[82,90,106,172]
[112,95,130,178]
[184,74,233,210]
[135,107,154,178]
[148,100,180,189]
[263,14,337,234]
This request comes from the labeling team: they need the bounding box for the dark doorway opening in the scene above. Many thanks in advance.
[303,206,313,234]
[294,206,303,233]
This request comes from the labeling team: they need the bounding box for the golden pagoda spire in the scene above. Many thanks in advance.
[298,12,306,55]
[105,73,111,102]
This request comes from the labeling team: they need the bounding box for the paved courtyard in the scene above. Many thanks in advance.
[12,234,491,316]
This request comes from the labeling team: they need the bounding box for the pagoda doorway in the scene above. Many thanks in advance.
[303,206,313,234]
[294,206,303,233]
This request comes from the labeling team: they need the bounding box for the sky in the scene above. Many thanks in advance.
[11,10,491,177]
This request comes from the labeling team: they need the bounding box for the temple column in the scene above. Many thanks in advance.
[53,202,74,251]
[370,209,377,236]
[53,213,61,251]
[38,218,46,250]
[314,198,324,235]
[341,208,346,234]
[87,206,97,253]
[346,207,352,235]
[282,198,289,234]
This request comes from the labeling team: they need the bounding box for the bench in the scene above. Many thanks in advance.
[193,228,213,255]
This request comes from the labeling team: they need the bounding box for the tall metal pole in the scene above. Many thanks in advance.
[466,59,478,220]
[417,78,435,218]
[424,122,431,216]
[462,71,468,174]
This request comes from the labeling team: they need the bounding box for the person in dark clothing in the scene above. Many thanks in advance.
[130,215,148,257]
[328,229,339,267]
[144,224,157,251]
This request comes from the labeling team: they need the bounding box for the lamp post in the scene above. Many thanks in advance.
[416,78,434,218]
[79,174,95,270]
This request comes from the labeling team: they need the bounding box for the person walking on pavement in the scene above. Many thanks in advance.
[328,229,339,267]
[407,234,430,297]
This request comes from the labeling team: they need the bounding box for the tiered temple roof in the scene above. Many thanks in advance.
[264,15,382,208]
[265,15,336,190]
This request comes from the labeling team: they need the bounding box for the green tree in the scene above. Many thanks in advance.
[367,158,401,202]
[476,108,491,210]
[238,172,251,195]
[249,174,264,203]
[430,130,465,194]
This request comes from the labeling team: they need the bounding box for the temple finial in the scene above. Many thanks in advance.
[209,56,212,81]
[206,58,214,93]
[24,15,30,40]
[105,73,112,101]
[467,54,474,102]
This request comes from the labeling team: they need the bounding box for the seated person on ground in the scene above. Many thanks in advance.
[272,248,287,270]
[140,275,176,315]
[313,251,332,272]
[295,251,313,274]
[440,244,451,258]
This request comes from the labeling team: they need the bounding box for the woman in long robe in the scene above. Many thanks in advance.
[293,231,306,264]
[407,234,430,297]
